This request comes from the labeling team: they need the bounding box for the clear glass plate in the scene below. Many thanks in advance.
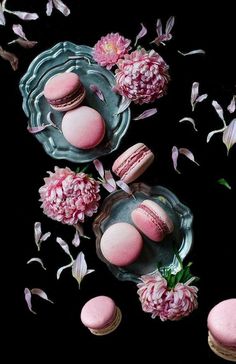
[93,183,193,283]
[19,41,131,163]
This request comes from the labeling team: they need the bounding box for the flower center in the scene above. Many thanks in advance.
[103,42,117,54]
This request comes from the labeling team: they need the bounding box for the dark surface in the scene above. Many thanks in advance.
[2,1,235,362]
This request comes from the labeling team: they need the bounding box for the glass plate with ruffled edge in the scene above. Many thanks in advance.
[19,41,131,163]
[93,183,193,283]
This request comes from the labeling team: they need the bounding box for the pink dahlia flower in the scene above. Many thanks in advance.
[137,271,198,321]
[115,48,169,104]
[93,33,131,70]
[39,167,100,225]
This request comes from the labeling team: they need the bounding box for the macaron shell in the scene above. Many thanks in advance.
[131,199,174,242]
[207,299,236,348]
[208,332,236,361]
[62,106,105,149]
[112,143,154,183]
[81,296,116,330]
[100,222,143,266]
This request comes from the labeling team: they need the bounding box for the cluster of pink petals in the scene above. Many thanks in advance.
[39,167,100,225]
[137,271,198,321]
[92,33,131,70]
[115,48,169,104]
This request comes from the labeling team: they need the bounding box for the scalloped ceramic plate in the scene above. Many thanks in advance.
[19,41,130,163]
[93,183,193,283]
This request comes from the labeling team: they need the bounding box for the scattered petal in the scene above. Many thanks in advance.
[178,117,198,132]
[46,0,53,16]
[9,11,39,21]
[227,95,236,114]
[156,18,163,36]
[46,112,61,132]
[165,16,175,34]
[40,232,51,242]
[171,146,180,174]
[0,5,6,26]
[116,180,133,195]
[52,0,70,16]
[134,23,147,46]
[27,124,49,134]
[116,96,131,115]
[133,108,157,120]
[191,82,199,109]
[217,178,232,190]
[179,148,200,166]
[72,231,80,248]
[195,93,208,104]
[223,119,236,154]
[12,24,26,39]
[34,222,42,248]
[31,288,54,304]
[27,258,46,270]
[56,237,73,261]
[104,170,117,192]
[74,223,90,239]
[178,49,206,56]
[212,100,226,126]
[0,46,18,70]
[24,288,36,314]
[8,38,38,48]
[93,159,104,178]
[72,252,95,288]
[90,84,105,102]
[207,126,226,143]
[57,262,74,280]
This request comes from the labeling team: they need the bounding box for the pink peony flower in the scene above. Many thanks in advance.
[92,33,131,70]
[39,167,100,225]
[115,48,170,104]
[137,271,198,321]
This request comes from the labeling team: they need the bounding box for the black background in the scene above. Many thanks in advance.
[2,1,235,362]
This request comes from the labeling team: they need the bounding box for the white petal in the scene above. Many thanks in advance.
[12,24,27,40]
[52,0,70,16]
[27,258,46,270]
[179,148,200,166]
[31,288,54,304]
[223,119,236,154]
[24,288,36,314]
[178,117,198,132]
[171,146,180,174]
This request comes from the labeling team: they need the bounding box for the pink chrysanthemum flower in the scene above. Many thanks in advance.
[115,48,170,104]
[93,33,131,70]
[39,167,100,225]
[137,271,198,321]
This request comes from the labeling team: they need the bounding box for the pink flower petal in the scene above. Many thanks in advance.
[0,46,18,70]
[165,16,175,34]
[116,180,133,195]
[9,38,38,48]
[90,84,105,102]
[56,237,73,260]
[134,23,147,46]
[171,146,180,174]
[179,148,200,166]
[178,49,206,56]
[10,11,39,21]
[133,108,157,120]
[46,0,53,16]
[72,252,95,288]
[116,96,131,114]
[57,262,74,280]
[223,118,236,154]
[24,288,36,314]
[191,82,199,108]
[12,24,26,39]
[104,170,116,190]
[27,258,46,270]
[27,124,49,134]
[31,288,54,304]
[212,100,226,125]
[156,18,163,36]
[195,93,208,104]
[0,5,6,26]
[52,0,70,16]
[72,231,80,248]
[227,95,236,114]
[93,159,104,178]
[178,117,198,132]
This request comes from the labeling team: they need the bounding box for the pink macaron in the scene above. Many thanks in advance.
[100,222,143,266]
[131,199,174,242]
[207,298,236,361]
[112,142,154,184]
[80,296,122,335]
[61,106,105,149]
[43,72,86,112]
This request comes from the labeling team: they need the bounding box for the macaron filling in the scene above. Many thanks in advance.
[138,203,170,235]
[46,83,85,107]
[89,307,122,336]
[114,145,150,178]
[208,332,236,361]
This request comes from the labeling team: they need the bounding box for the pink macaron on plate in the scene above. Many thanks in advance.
[93,183,193,283]
[19,42,130,163]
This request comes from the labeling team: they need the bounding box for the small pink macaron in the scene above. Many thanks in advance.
[131,199,174,242]
[100,222,143,266]
[207,298,236,361]
[80,296,122,335]
[112,142,154,184]
[61,106,105,149]
[43,72,86,112]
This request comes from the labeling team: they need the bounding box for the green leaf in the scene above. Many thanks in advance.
[217,178,231,190]
[75,167,80,173]
[175,269,184,283]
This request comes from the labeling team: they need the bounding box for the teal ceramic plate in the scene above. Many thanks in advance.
[93,183,193,283]
[19,41,130,163]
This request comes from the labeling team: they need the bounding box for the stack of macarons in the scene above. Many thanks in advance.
[43,72,105,149]
[100,199,174,267]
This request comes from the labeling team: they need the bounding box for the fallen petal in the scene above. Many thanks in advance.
[93,159,104,178]
[27,125,49,134]
[223,119,236,154]
[171,146,180,174]
[191,82,199,109]
[133,108,157,120]
[207,127,227,143]
[0,46,18,70]
[116,96,131,115]
[34,222,42,248]
[31,288,54,304]
[104,170,116,190]
[178,49,206,56]
[10,11,39,21]
[0,5,6,26]
[90,84,105,102]
[27,258,46,270]
[10,38,38,48]
[116,180,133,195]
[156,18,163,36]
[53,0,70,16]
[57,262,74,280]
[46,0,53,16]
[227,95,236,114]
[56,237,73,260]
[212,100,226,125]
[72,231,80,248]
[217,178,231,190]
[195,93,208,104]
[179,148,200,166]
[134,23,147,46]
[24,288,36,314]
[40,232,51,242]
[165,16,175,34]
[72,252,94,288]
[178,117,198,132]
[12,24,27,39]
